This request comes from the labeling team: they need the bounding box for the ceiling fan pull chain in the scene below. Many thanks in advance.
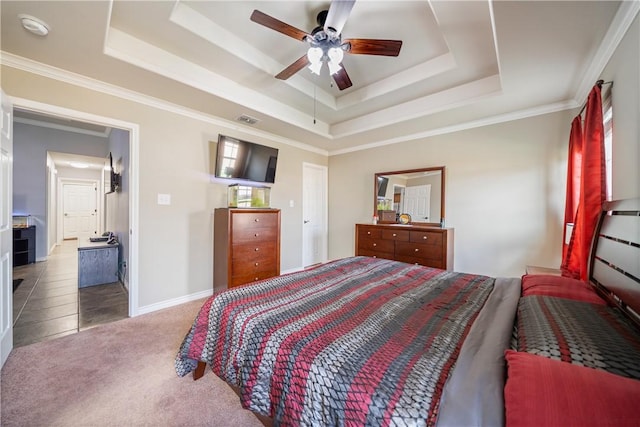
[313,85,317,124]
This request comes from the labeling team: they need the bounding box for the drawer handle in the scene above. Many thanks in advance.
[422,236,428,240]
[254,277,259,281]
[254,218,260,222]
[367,231,371,235]
[254,233,259,237]
[392,233,397,237]
[373,243,377,247]
[414,248,420,252]
[255,248,260,251]
[255,262,259,266]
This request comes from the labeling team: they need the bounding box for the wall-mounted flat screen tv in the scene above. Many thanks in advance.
[214,135,278,184]
[104,152,120,194]
[377,176,389,198]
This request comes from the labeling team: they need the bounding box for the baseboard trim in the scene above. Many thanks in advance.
[136,289,213,316]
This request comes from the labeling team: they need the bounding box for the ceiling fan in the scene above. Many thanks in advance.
[250,0,402,90]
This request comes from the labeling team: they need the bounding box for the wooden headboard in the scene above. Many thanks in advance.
[589,198,640,327]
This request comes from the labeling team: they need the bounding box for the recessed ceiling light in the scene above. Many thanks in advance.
[18,14,50,37]
[236,114,260,125]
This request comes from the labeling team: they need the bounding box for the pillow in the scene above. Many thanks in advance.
[504,350,640,427]
[516,295,640,379]
[521,274,606,305]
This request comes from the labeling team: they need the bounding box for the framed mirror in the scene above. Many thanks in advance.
[374,166,445,226]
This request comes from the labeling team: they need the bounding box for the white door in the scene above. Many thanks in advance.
[302,163,328,267]
[63,183,97,239]
[1,90,14,367]
[403,185,431,222]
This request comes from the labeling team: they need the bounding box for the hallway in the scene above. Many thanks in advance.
[12,240,128,347]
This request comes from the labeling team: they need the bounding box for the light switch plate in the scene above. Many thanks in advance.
[157,193,171,205]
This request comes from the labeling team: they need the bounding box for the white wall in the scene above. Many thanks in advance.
[329,111,571,278]
[600,14,639,200]
[107,128,130,288]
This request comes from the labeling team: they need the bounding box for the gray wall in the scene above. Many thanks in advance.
[13,123,108,260]
[106,128,130,288]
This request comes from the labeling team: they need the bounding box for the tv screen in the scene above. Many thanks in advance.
[214,135,278,184]
[104,152,120,194]
[104,152,114,194]
[377,176,389,198]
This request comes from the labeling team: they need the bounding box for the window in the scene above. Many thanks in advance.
[220,139,239,178]
[603,95,612,201]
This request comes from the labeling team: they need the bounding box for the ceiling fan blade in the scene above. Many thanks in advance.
[343,38,402,56]
[332,66,353,91]
[250,10,309,41]
[324,0,356,35]
[275,55,310,80]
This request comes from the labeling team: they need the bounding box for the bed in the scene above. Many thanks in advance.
[175,198,640,426]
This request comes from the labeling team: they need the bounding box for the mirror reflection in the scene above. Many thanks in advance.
[374,167,445,226]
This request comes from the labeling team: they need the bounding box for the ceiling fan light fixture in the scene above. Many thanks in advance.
[327,59,342,75]
[308,60,323,75]
[307,47,324,75]
[307,47,323,64]
[327,47,344,75]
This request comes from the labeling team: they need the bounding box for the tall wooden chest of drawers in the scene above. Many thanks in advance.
[214,208,281,292]
[355,224,453,270]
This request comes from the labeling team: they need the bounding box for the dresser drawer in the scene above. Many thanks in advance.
[358,226,383,240]
[409,231,443,246]
[232,212,279,230]
[231,241,278,261]
[230,269,278,287]
[358,249,395,261]
[396,255,445,269]
[232,257,277,276]
[357,238,395,255]
[232,227,278,243]
[381,229,409,241]
[396,242,443,260]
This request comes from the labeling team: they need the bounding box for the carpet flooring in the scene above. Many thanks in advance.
[1,298,263,427]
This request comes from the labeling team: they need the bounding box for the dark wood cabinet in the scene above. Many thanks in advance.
[214,208,281,292]
[13,226,35,266]
[355,224,453,270]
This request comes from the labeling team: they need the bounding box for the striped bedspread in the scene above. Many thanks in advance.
[175,256,495,426]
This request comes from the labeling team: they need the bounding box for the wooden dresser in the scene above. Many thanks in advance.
[355,224,454,270]
[214,208,281,292]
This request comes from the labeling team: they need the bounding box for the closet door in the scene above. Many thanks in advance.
[1,90,14,368]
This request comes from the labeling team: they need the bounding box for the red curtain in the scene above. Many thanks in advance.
[561,117,583,260]
[561,84,606,280]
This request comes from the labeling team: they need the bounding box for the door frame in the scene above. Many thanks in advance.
[57,178,100,243]
[12,97,141,317]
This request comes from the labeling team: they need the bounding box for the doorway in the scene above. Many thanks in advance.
[302,162,328,267]
[9,100,139,351]
[61,180,99,240]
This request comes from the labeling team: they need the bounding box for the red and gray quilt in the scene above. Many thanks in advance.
[175,256,494,426]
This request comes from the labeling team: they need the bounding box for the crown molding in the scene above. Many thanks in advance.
[13,116,111,138]
[329,100,577,156]
[574,0,639,102]
[0,52,328,156]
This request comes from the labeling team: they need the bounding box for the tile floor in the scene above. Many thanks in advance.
[12,239,128,347]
